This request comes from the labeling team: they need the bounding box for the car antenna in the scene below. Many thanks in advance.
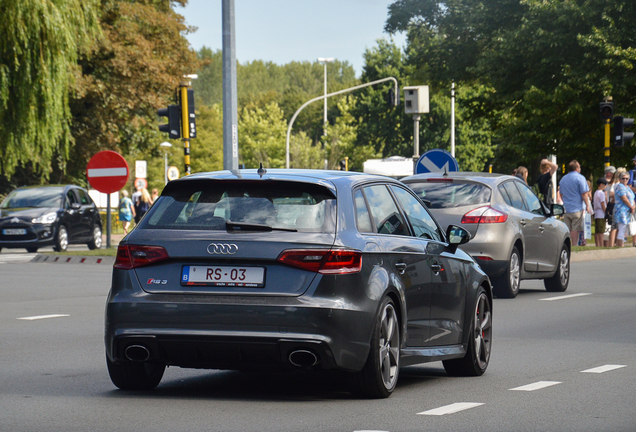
[443,165,449,177]
[257,163,267,178]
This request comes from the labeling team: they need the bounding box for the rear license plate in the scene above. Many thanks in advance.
[3,228,26,235]
[181,265,265,287]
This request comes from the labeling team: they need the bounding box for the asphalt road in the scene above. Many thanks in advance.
[0,257,634,432]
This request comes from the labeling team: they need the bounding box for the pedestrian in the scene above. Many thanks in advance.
[537,158,559,205]
[613,172,636,247]
[593,178,608,247]
[136,187,152,222]
[118,190,135,235]
[558,160,593,245]
[627,155,636,192]
[515,166,528,183]
[608,168,626,247]
[132,185,142,224]
[151,188,159,204]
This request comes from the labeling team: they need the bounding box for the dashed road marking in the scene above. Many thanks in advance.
[581,364,627,374]
[539,293,592,301]
[17,314,70,321]
[509,381,561,391]
[418,402,484,416]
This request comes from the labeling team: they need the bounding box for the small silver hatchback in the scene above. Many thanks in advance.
[402,172,571,298]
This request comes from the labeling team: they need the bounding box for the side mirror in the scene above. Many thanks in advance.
[550,204,564,216]
[71,203,81,210]
[445,225,471,253]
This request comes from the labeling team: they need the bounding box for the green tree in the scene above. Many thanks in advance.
[239,102,287,169]
[0,0,100,181]
[66,0,200,187]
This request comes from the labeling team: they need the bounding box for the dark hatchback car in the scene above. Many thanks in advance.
[0,185,102,253]
[105,169,492,398]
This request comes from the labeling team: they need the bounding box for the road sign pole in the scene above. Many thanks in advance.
[106,194,111,249]
[413,114,421,174]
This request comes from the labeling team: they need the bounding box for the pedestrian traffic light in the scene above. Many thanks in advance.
[179,88,196,138]
[158,105,181,139]
[614,116,634,148]
[599,100,614,121]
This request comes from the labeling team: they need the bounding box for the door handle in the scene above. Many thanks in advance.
[520,219,527,227]
[539,226,545,233]
[395,262,407,274]
[431,263,442,274]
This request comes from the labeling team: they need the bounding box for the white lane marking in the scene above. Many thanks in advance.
[509,381,562,391]
[418,402,484,416]
[539,293,592,301]
[581,364,627,374]
[17,314,70,321]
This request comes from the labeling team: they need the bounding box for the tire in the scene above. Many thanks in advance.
[544,244,570,292]
[492,246,521,298]
[106,355,165,390]
[443,287,492,377]
[53,225,68,252]
[350,297,401,398]
[26,247,38,253]
[87,225,102,250]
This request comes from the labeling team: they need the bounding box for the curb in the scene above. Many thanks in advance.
[571,246,636,262]
[30,254,116,266]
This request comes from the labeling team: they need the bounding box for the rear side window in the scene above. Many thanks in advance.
[391,186,443,241]
[501,182,526,211]
[76,189,91,205]
[362,185,409,236]
[141,181,336,233]
[408,181,491,209]
[354,189,373,233]
[516,182,544,215]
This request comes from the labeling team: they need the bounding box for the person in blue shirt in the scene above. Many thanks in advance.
[628,156,636,192]
[558,160,593,244]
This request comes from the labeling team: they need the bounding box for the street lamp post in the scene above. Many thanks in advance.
[317,57,334,135]
[160,142,172,185]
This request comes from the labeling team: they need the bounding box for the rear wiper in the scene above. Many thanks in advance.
[225,220,297,232]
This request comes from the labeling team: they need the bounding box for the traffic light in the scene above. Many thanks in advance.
[387,88,399,107]
[180,88,197,138]
[614,116,635,148]
[339,157,349,171]
[158,105,181,139]
[599,100,614,121]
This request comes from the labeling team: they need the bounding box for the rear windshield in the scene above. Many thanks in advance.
[408,181,491,209]
[140,181,337,233]
[1,187,64,209]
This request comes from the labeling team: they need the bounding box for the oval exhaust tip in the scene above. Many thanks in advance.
[289,349,319,367]
[125,345,150,362]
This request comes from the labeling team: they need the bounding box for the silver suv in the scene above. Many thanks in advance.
[402,172,571,298]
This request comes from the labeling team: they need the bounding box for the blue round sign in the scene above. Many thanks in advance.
[416,149,459,174]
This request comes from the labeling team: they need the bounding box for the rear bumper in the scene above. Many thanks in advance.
[470,258,508,279]
[105,279,376,372]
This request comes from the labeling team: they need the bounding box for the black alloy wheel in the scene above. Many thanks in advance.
[443,287,492,376]
[351,296,401,398]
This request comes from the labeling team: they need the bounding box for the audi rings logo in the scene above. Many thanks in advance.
[207,243,239,255]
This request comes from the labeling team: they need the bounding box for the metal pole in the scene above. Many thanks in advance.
[413,114,421,174]
[286,76,399,168]
[222,0,239,170]
[180,83,191,175]
[106,194,111,249]
[323,62,328,135]
[164,152,168,185]
[451,82,455,157]
[604,119,611,168]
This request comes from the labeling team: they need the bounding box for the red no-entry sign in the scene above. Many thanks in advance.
[86,151,130,194]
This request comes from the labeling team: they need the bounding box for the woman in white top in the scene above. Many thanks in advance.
[608,168,626,247]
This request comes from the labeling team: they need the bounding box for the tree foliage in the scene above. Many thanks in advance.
[386,0,636,177]
[0,0,101,180]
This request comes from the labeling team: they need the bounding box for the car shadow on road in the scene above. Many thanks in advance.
[103,364,447,401]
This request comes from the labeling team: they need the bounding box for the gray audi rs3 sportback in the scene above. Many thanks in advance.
[105,169,492,398]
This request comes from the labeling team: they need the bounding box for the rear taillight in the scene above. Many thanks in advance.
[425,178,454,183]
[461,206,508,224]
[277,249,362,274]
[114,245,170,269]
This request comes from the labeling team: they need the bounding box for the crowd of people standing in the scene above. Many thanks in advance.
[118,186,158,234]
